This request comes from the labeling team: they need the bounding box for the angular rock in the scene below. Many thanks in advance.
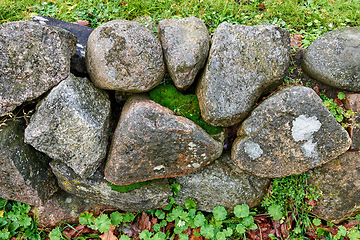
[158,17,210,90]
[86,19,165,92]
[0,21,76,116]
[50,160,172,212]
[174,152,270,212]
[105,95,223,185]
[232,86,351,178]
[302,27,360,92]
[30,15,94,75]
[25,74,111,179]
[308,152,360,223]
[0,120,58,206]
[196,22,290,127]
[32,190,117,228]
[344,93,360,150]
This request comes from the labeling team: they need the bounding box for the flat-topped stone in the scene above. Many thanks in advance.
[105,95,223,185]
[86,19,165,92]
[0,21,76,116]
[231,86,351,178]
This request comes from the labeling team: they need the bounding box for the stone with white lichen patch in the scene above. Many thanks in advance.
[231,86,351,178]
[104,94,223,185]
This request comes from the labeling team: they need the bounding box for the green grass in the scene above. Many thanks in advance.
[1,0,359,47]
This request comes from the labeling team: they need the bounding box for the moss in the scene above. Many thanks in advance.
[109,179,158,192]
[149,82,223,135]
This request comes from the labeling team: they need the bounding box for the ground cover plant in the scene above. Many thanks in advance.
[1,0,360,239]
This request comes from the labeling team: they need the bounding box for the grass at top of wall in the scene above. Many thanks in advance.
[1,0,359,48]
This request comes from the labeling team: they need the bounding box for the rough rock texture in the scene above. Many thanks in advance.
[158,17,210,90]
[86,19,165,92]
[0,21,76,116]
[308,152,360,223]
[232,86,351,178]
[302,27,360,92]
[0,120,58,206]
[30,15,94,75]
[344,93,360,150]
[32,190,117,228]
[50,160,172,212]
[25,74,111,179]
[196,22,290,127]
[174,152,270,212]
[105,95,223,185]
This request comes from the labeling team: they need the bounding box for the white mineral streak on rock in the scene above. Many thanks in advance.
[292,115,322,160]
[153,165,165,171]
[244,141,263,160]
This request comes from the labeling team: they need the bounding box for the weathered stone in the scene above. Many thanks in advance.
[105,95,223,185]
[344,93,360,150]
[0,21,76,116]
[50,160,172,212]
[174,152,270,212]
[308,152,360,223]
[302,27,360,92]
[24,74,110,179]
[0,120,58,206]
[231,86,351,178]
[30,15,94,75]
[196,22,290,127]
[86,19,165,92]
[32,190,117,228]
[158,17,210,90]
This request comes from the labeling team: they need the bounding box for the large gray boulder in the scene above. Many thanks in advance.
[174,152,270,212]
[0,120,58,206]
[231,86,351,178]
[86,19,165,92]
[50,160,172,212]
[158,17,210,90]
[196,22,290,127]
[105,95,223,185]
[25,74,111,179]
[308,151,360,223]
[302,27,360,92]
[0,21,76,116]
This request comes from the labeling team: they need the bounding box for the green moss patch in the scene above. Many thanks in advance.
[149,83,223,135]
[109,180,158,192]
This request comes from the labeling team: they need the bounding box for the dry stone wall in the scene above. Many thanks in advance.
[0,16,359,225]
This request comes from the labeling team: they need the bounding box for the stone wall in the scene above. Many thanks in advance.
[1,16,359,226]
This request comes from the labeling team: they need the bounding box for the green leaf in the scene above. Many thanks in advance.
[268,204,283,221]
[234,204,250,218]
[110,211,123,226]
[49,227,63,240]
[163,197,175,211]
[336,114,344,122]
[213,206,227,221]
[236,224,246,234]
[338,92,346,100]
[241,216,255,228]
[94,214,111,233]
[248,223,258,230]
[178,233,188,240]
[11,202,31,214]
[0,228,10,240]
[334,225,347,240]
[185,199,196,210]
[224,227,233,237]
[216,231,226,240]
[0,199,7,210]
[18,214,32,228]
[155,209,165,220]
[171,184,181,196]
[152,232,167,240]
[312,218,321,226]
[201,224,215,239]
[119,235,132,240]
[348,228,360,240]
[79,212,95,226]
[153,223,161,232]
[123,212,135,223]
[139,229,153,240]
[194,213,206,227]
